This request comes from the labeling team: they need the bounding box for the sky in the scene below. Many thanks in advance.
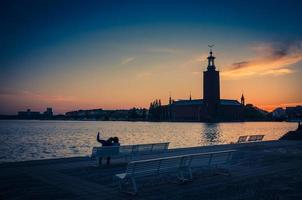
[1,0,302,114]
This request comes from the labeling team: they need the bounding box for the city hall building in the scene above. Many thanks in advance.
[160,49,244,122]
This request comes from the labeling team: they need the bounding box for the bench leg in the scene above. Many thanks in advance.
[96,157,100,166]
[178,168,193,182]
[116,177,138,195]
[96,156,104,167]
[178,171,184,181]
[118,179,123,190]
[115,177,127,192]
[188,167,193,180]
[131,178,138,194]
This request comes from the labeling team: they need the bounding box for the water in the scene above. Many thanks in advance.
[0,120,297,163]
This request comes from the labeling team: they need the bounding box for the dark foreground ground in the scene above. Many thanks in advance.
[1,140,302,200]
[280,129,302,140]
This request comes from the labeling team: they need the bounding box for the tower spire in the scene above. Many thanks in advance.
[203,45,220,118]
[189,91,192,101]
[241,93,245,106]
[207,45,216,71]
[208,44,214,53]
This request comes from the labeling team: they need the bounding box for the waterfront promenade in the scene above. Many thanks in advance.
[1,140,302,200]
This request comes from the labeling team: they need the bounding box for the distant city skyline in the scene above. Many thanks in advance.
[1,0,302,114]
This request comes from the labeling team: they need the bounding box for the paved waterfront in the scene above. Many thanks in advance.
[1,140,302,200]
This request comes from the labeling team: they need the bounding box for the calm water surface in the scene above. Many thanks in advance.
[0,120,296,163]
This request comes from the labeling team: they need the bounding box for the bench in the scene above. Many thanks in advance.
[247,135,264,142]
[237,135,248,143]
[114,149,236,194]
[237,135,264,143]
[91,142,169,166]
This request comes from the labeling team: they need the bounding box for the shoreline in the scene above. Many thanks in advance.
[0,118,294,123]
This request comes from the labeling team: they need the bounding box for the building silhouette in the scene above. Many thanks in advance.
[43,107,53,119]
[18,107,54,119]
[204,49,220,118]
[159,49,244,122]
[18,109,41,119]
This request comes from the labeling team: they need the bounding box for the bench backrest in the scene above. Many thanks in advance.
[152,142,169,151]
[126,156,184,178]
[95,146,119,156]
[125,150,236,178]
[91,142,169,158]
[247,135,264,142]
[237,135,248,143]
[134,143,169,154]
[236,135,265,144]
[188,150,235,167]
[119,145,134,154]
[208,150,234,165]
[135,144,153,153]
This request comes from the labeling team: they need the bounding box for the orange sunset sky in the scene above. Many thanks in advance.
[1,1,302,114]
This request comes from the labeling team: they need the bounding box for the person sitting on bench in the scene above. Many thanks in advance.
[96,132,114,165]
[112,137,120,146]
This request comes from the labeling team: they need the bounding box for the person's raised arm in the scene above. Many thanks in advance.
[97,132,101,143]
[97,132,107,145]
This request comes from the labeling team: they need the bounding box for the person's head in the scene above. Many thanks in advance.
[107,137,114,143]
[113,137,119,143]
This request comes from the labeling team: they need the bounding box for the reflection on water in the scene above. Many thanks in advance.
[0,120,297,163]
[201,123,221,144]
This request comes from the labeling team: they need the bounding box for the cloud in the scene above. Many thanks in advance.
[261,68,293,76]
[222,41,302,78]
[120,57,135,65]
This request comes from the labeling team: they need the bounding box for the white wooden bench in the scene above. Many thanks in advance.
[91,142,169,166]
[247,135,264,142]
[237,135,248,143]
[114,149,236,194]
[237,135,264,143]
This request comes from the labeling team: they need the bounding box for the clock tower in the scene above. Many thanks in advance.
[203,47,220,118]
